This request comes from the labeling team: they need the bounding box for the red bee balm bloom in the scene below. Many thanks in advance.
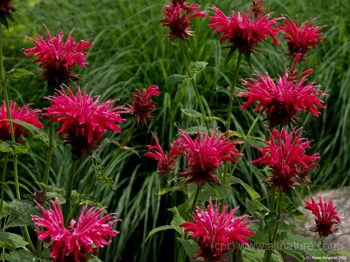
[304,196,340,237]
[160,1,206,41]
[0,0,17,15]
[180,202,255,262]
[44,86,125,157]
[174,129,243,188]
[23,26,92,86]
[252,128,319,192]
[249,0,267,18]
[167,0,190,9]
[279,17,325,58]
[144,133,178,174]
[32,198,119,262]
[0,101,43,142]
[239,68,326,128]
[126,85,160,125]
[209,7,279,53]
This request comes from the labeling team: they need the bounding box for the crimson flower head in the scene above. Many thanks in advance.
[209,7,279,54]
[0,101,43,142]
[23,26,92,87]
[43,85,125,158]
[304,196,340,238]
[160,1,206,41]
[174,129,243,188]
[279,17,325,59]
[252,128,319,192]
[239,67,326,128]
[144,133,178,174]
[126,85,160,125]
[180,201,255,262]
[0,0,18,28]
[167,0,190,9]
[249,0,267,18]
[32,198,119,262]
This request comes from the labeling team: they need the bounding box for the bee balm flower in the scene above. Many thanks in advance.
[180,201,255,262]
[32,198,119,262]
[43,85,125,158]
[304,196,340,237]
[0,101,43,142]
[174,129,243,188]
[23,26,92,88]
[249,0,267,18]
[126,85,160,125]
[144,133,179,175]
[160,1,206,41]
[239,67,326,128]
[209,7,279,53]
[252,128,319,192]
[0,0,18,28]
[279,17,325,59]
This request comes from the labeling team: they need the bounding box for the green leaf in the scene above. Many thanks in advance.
[245,199,269,218]
[36,182,66,204]
[328,250,350,257]
[242,248,283,262]
[166,74,189,85]
[0,140,28,154]
[1,250,50,262]
[280,247,305,262]
[177,238,198,258]
[181,126,210,135]
[5,181,33,195]
[145,225,174,242]
[189,61,208,74]
[231,177,260,200]
[0,119,48,145]
[181,108,203,118]
[87,256,103,262]
[0,232,27,250]
[206,116,227,125]
[280,234,328,260]
[169,207,185,235]
[4,199,40,229]
[92,152,114,188]
[6,68,33,82]
[0,201,12,219]
[157,186,181,195]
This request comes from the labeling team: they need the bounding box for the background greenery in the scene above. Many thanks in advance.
[1,0,349,261]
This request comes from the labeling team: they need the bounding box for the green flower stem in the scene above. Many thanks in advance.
[228,111,263,179]
[0,24,35,253]
[223,52,243,184]
[0,153,9,228]
[225,52,243,133]
[66,160,78,203]
[190,186,200,215]
[43,124,54,185]
[65,159,79,223]
[264,191,283,262]
[179,40,210,131]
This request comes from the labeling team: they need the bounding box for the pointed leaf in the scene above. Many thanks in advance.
[0,232,27,250]
[6,69,33,82]
[166,74,189,85]
[145,225,174,242]
[0,119,48,145]
[189,61,208,74]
